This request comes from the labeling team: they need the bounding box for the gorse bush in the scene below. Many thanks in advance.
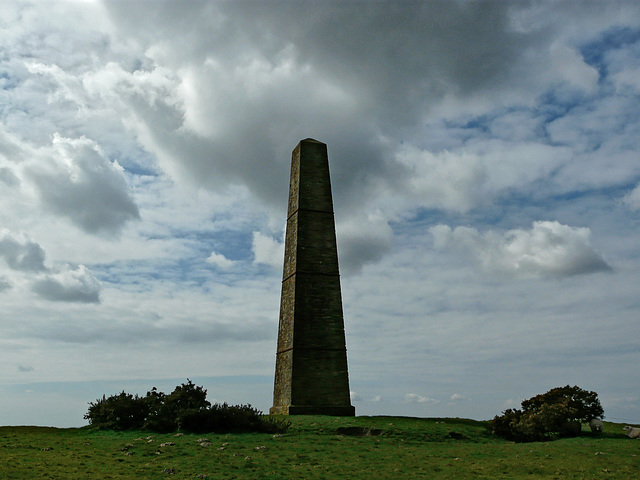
[84,379,289,434]
[490,385,604,442]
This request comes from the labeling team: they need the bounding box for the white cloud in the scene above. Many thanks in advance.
[394,146,488,213]
[32,264,101,304]
[549,42,599,93]
[431,221,611,278]
[26,134,140,236]
[623,184,640,211]
[404,393,439,404]
[0,229,101,303]
[450,393,470,403]
[252,232,284,269]
[206,251,235,270]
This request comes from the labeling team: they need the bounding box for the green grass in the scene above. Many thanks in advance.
[0,417,638,479]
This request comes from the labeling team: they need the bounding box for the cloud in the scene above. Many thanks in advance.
[337,215,394,275]
[0,167,19,186]
[0,277,11,292]
[206,251,235,270]
[0,229,47,272]
[252,232,284,269]
[404,393,439,404]
[431,221,611,278]
[0,228,102,303]
[450,393,470,403]
[623,184,640,211]
[32,264,101,304]
[26,134,140,236]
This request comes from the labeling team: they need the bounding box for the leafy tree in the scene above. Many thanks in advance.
[490,385,604,442]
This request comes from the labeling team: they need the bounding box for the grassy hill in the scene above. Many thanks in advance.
[0,416,637,479]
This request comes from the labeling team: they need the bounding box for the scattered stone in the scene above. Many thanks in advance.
[254,446,267,451]
[200,442,211,447]
[174,433,184,437]
[196,475,208,479]
[244,456,252,461]
[146,436,155,440]
[197,438,210,443]
[160,442,175,447]
[272,434,283,438]
[217,447,226,451]
[595,452,606,455]
[162,467,176,474]
[41,447,52,451]
[336,427,382,437]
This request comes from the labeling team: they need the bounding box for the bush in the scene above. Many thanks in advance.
[84,380,289,434]
[84,391,148,430]
[490,385,604,442]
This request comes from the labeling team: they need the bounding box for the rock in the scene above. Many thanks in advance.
[336,426,382,437]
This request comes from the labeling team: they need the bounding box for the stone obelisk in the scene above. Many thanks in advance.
[270,139,355,416]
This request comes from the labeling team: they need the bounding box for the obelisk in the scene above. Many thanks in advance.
[270,139,355,416]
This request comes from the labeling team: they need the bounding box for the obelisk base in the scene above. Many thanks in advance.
[270,405,355,416]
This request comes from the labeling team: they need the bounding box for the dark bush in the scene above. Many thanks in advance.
[84,379,289,434]
[490,385,604,442]
[84,391,148,430]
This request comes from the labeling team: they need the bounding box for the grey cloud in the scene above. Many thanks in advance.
[0,167,19,186]
[28,316,270,345]
[0,276,12,292]
[431,221,612,278]
[0,228,102,303]
[0,229,47,272]
[32,264,101,304]
[27,135,140,236]
[93,1,534,213]
[337,216,393,275]
[94,1,639,221]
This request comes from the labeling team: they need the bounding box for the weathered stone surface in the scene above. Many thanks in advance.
[270,139,355,417]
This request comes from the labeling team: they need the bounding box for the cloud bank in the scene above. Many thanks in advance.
[431,221,611,278]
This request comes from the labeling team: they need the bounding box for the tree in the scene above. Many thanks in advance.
[490,385,604,442]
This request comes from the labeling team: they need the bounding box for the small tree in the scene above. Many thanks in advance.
[490,385,604,442]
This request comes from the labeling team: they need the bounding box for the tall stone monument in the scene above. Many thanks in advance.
[270,139,355,416]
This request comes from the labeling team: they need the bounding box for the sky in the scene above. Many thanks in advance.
[1,0,639,428]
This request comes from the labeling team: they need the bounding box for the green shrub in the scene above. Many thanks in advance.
[490,385,604,442]
[84,380,289,434]
[84,391,148,430]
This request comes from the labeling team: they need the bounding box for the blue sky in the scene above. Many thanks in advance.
[1,0,639,427]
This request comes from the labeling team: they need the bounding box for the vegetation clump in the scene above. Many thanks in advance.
[84,379,289,434]
[490,385,604,442]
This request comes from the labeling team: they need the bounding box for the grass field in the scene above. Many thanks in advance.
[1,416,638,479]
